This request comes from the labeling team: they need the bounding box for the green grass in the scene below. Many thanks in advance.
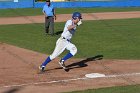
[0,18,140,59]
[0,8,42,17]
[0,7,140,17]
[64,85,140,93]
[0,7,140,93]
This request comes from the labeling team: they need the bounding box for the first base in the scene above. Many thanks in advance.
[85,73,105,78]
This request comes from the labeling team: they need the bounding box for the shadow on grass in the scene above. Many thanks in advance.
[54,30,63,35]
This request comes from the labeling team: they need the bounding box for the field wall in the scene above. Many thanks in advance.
[0,0,140,9]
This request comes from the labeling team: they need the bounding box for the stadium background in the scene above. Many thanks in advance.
[0,0,140,9]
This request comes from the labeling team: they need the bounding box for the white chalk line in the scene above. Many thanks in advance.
[0,77,88,88]
[1,72,140,89]
[106,72,140,78]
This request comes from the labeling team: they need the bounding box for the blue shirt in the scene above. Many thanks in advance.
[42,4,54,16]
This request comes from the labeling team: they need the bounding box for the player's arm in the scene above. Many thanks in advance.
[67,20,82,30]
[42,7,48,17]
[67,25,76,31]
[43,11,48,17]
[53,8,56,20]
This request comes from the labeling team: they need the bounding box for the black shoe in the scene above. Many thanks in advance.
[59,60,67,70]
[59,60,69,72]
[39,65,45,72]
[45,30,49,34]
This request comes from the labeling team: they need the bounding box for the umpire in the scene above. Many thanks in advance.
[43,0,56,36]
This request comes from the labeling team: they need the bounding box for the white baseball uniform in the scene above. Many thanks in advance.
[49,19,77,60]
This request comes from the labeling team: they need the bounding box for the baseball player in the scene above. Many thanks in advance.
[39,12,82,72]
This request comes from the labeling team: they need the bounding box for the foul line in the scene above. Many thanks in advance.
[105,72,140,78]
[1,72,140,89]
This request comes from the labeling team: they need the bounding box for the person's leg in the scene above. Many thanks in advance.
[39,55,51,72]
[41,56,51,67]
[45,17,50,34]
[60,43,77,63]
[61,52,73,62]
[40,38,67,71]
[50,38,67,60]
[61,43,77,62]
[49,17,54,35]
[59,43,77,70]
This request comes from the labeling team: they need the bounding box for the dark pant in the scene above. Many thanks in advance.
[45,16,54,35]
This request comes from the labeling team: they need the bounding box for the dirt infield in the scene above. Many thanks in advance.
[0,11,140,93]
[0,11,140,25]
[0,43,140,93]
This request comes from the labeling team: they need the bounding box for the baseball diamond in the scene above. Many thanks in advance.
[0,8,140,93]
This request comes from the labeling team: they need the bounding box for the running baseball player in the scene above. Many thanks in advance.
[39,12,82,72]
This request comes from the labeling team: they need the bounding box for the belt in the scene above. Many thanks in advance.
[47,16,53,17]
[46,16,53,19]
[62,37,70,42]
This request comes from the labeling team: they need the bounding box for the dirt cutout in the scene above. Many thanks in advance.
[0,11,140,93]
[0,11,140,25]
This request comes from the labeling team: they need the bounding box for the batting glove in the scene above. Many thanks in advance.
[77,20,82,26]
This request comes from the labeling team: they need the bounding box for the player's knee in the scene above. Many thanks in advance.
[70,47,77,56]
[49,55,55,60]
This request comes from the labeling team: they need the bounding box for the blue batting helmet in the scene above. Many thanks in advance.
[72,12,82,20]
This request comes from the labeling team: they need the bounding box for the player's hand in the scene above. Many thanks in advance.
[45,14,48,17]
[54,15,57,20]
[77,20,82,26]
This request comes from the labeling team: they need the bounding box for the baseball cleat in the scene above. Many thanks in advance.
[39,65,45,72]
[59,60,67,70]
